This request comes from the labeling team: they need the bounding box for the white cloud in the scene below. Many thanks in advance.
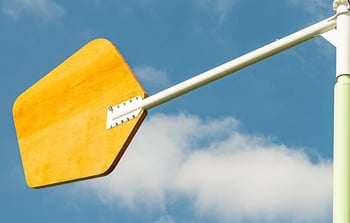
[153,215,175,223]
[288,0,332,19]
[134,66,171,89]
[1,0,65,21]
[193,0,236,22]
[80,113,332,223]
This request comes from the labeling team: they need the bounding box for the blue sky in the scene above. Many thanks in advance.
[0,0,337,222]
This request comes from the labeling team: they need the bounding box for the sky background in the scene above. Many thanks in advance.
[0,0,338,222]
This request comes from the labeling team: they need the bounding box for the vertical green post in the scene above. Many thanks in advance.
[333,1,350,222]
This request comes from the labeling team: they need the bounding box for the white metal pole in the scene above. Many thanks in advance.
[111,16,336,121]
[333,1,350,222]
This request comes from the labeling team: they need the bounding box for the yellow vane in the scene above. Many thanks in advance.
[13,39,147,188]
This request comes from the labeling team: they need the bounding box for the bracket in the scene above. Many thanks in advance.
[106,96,143,129]
[321,28,337,47]
[333,0,350,10]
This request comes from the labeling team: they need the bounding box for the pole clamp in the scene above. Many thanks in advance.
[333,0,350,10]
[106,96,143,129]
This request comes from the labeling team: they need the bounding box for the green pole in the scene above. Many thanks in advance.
[333,1,350,222]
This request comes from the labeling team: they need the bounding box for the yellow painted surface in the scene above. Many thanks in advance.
[13,39,147,188]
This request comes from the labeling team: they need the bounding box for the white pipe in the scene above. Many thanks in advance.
[336,2,350,77]
[333,1,350,223]
[112,15,336,121]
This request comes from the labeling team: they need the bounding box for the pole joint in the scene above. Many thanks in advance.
[333,0,350,11]
[106,96,143,129]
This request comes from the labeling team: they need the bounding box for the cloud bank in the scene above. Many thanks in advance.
[193,0,235,22]
[1,0,65,21]
[81,113,332,223]
[288,0,332,19]
[134,66,171,90]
